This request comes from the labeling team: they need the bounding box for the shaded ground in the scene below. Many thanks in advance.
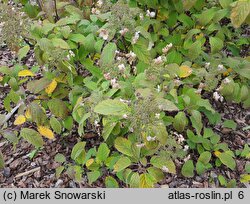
[0,44,250,188]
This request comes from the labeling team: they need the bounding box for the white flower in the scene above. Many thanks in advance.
[157,85,161,93]
[154,56,163,65]
[122,114,128,119]
[99,29,109,40]
[97,0,103,8]
[213,91,223,102]
[69,50,75,57]
[132,31,140,44]
[136,143,145,148]
[205,62,210,69]
[104,73,111,80]
[146,10,156,18]
[184,145,189,151]
[147,41,154,50]
[91,8,100,15]
[139,13,144,20]
[118,64,126,72]
[184,155,191,162]
[162,43,173,54]
[218,64,224,71]
[111,78,121,89]
[146,136,156,142]
[155,113,160,119]
[223,78,231,84]
[94,120,100,127]
[162,166,169,173]
[119,28,129,36]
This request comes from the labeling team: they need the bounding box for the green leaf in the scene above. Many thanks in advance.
[150,156,176,174]
[217,152,236,170]
[129,172,140,188]
[20,128,44,148]
[87,170,101,185]
[183,0,198,10]
[196,161,206,175]
[173,112,188,132]
[69,33,85,44]
[219,0,233,8]
[0,151,4,170]
[181,160,194,177]
[156,98,178,112]
[71,142,86,164]
[55,153,66,163]
[52,38,70,49]
[105,176,119,188]
[147,167,164,182]
[132,39,151,64]
[223,120,237,130]
[198,151,211,164]
[190,110,202,134]
[210,37,224,54]
[27,78,51,94]
[56,166,64,179]
[48,99,69,119]
[100,43,117,67]
[114,156,131,172]
[96,143,110,163]
[230,1,250,28]
[94,99,129,116]
[50,117,62,134]
[114,137,133,157]
[18,45,30,61]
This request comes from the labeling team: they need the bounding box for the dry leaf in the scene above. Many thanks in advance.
[14,115,26,125]
[37,126,55,139]
[179,65,193,78]
[45,79,57,94]
[18,70,35,77]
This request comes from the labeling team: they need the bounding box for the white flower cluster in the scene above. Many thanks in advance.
[162,43,173,54]
[146,10,156,18]
[132,31,140,44]
[126,51,137,64]
[119,28,129,36]
[118,64,126,72]
[110,78,121,89]
[92,8,101,15]
[213,91,224,102]
[217,64,224,71]
[67,50,75,60]
[153,56,165,65]
[146,136,156,142]
[99,29,109,40]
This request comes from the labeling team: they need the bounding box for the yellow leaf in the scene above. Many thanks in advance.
[86,159,94,167]
[14,115,26,125]
[45,79,57,94]
[223,68,233,76]
[179,65,192,78]
[37,126,55,139]
[0,76,3,82]
[18,70,35,77]
[214,151,221,157]
[25,108,31,119]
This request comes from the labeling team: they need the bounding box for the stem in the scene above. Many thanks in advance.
[54,0,59,22]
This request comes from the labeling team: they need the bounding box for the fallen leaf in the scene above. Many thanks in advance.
[18,70,35,77]
[37,126,55,139]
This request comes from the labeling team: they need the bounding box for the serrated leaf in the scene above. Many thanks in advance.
[209,37,224,54]
[45,79,57,94]
[156,98,178,111]
[190,110,202,134]
[0,151,4,169]
[114,156,131,172]
[96,143,110,163]
[100,43,117,67]
[52,38,70,49]
[29,102,47,125]
[20,128,44,148]
[37,126,55,139]
[27,78,51,94]
[181,160,194,177]
[71,142,86,164]
[48,99,69,119]
[87,171,101,185]
[14,115,26,125]
[223,120,237,130]
[230,1,250,28]
[173,112,188,132]
[179,65,193,78]
[50,117,62,134]
[55,153,66,163]
[114,137,133,157]
[18,45,30,61]
[105,176,119,188]
[18,69,35,77]
[94,99,129,116]
[217,152,236,170]
[198,151,211,164]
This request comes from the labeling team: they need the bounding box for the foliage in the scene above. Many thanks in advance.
[0,0,249,187]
